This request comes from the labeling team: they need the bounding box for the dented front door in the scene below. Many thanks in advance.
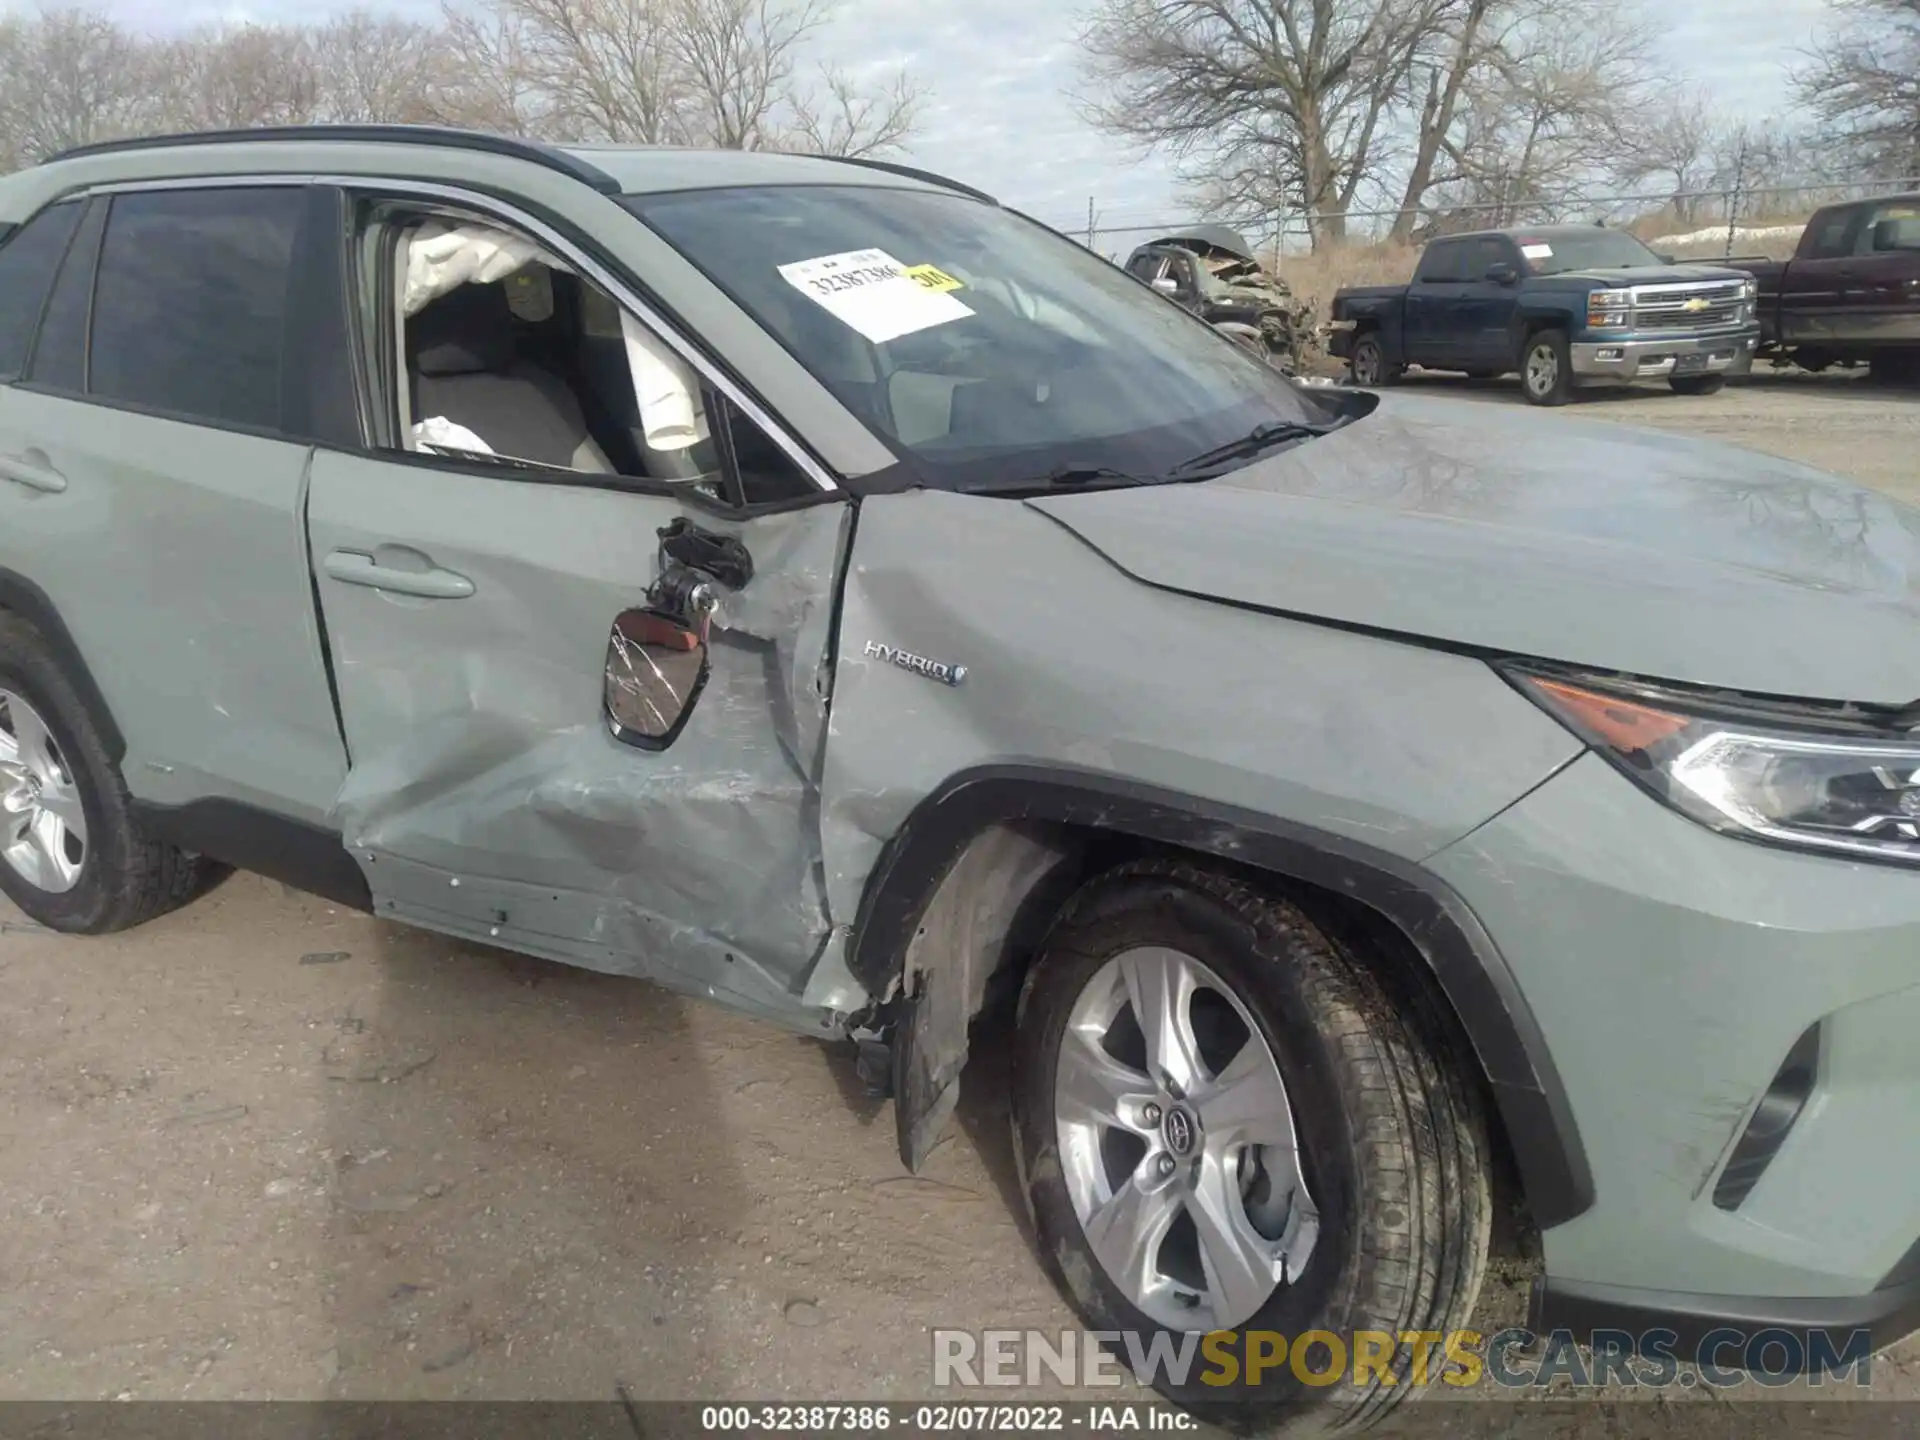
[304,450,851,1024]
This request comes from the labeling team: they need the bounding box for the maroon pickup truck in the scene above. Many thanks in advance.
[1728,193,1920,379]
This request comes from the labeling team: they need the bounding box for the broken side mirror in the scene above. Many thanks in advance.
[605,608,709,750]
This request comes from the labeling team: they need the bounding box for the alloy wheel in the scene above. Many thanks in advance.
[0,688,87,894]
[1053,946,1319,1331]
[1352,341,1382,386]
[1524,343,1558,398]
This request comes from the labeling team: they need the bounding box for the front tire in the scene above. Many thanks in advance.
[1519,329,1574,406]
[1013,863,1490,1431]
[1348,335,1397,388]
[0,615,207,933]
[1669,374,1725,396]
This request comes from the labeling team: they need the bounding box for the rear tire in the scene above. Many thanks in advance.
[1519,329,1574,406]
[0,614,207,933]
[1669,374,1725,396]
[1013,862,1490,1432]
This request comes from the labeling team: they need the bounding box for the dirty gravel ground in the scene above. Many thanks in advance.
[2,366,1917,1429]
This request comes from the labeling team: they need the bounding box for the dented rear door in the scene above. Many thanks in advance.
[305,453,851,1025]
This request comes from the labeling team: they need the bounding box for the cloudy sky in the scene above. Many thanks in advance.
[97,0,1834,238]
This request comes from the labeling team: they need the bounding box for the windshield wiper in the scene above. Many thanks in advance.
[970,462,1168,496]
[1168,419,1337,478]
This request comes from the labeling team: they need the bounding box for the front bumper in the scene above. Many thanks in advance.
[1571,327,1759,381]
[1426,752,1920,1350]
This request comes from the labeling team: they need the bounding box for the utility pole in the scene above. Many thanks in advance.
[1086,197,1096,249]
[1723,136,1750,259]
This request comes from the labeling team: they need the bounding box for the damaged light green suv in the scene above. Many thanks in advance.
[2,126,1918,1427]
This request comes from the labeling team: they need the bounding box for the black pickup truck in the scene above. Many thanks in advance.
[1726,193,1920,381]
[1329,225,1760,405]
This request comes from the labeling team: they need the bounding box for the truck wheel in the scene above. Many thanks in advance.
[1519,330,1573,406]
[1348,335,1396,387]
[1012,862,1489,1431]
[0,614,209,933]
[1669,375,1725,396]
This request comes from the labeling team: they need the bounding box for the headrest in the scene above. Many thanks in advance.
[412,282,516,377]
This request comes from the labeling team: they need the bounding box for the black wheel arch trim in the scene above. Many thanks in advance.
[133,798,373,913]
[848,762,1596,1229]
[0,567,126,761]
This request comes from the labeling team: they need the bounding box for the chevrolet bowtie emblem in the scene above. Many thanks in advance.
[1683,297,1710,312]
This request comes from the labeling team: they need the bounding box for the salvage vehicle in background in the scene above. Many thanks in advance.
[5,126,1920,1432]
[1726,193,1920,381]
[1329,225,1759,404]
[1123,224,1312,372]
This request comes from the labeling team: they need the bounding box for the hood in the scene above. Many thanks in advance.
[1027,393,1920,706]
[1150,224,1258,262]
[1559,263,1746,285]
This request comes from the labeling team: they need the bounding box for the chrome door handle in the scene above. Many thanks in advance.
[323,549,474,599]
[0,452,66,493]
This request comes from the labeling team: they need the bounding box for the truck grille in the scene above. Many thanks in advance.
[1631,280,1748,331]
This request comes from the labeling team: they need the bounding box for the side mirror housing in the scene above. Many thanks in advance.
[1151,276,1180,296]
[1485,262,1519,286]
[1653,251,1677,265]
[605,608,709,749]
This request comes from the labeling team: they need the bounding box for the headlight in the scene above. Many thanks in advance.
[1586,289,1630,329]
[1739,278,1757,302]
[1511,667,1920,865]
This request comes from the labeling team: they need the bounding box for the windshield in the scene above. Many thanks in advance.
[1518,230,1663,275]
[623,185,1320,491]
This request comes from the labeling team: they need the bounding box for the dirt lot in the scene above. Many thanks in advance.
[2,366,1918,1421]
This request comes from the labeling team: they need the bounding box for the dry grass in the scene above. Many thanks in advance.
[1277,243,1421,315]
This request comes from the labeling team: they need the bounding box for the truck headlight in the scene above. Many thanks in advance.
[1586,289,1630,329]
[1510,667,1920,865]
[1739,278,1757,302]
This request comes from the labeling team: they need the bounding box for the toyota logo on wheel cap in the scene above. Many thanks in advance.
[1162,1105,1197,1157]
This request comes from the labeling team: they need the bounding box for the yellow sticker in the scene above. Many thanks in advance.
[904,263,964,293]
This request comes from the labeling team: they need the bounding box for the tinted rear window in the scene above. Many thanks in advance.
[0,202,82,381]
[89,187,302,431]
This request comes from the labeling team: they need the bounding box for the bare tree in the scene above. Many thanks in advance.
[0,0,919,174]
[1388,0,1497,239]
[671,0,819,149]
[1794,0,1920,180]
[0,7,150,168]
[1078,0,1445,248]
[787,65,921,158]
[312,12,454,126]
[432,6,556,135]
[490,0,688,142]
[446,0,918,153]
[148,25,319,133]
[1419,1,1649,228]
[1617,95,1719,225]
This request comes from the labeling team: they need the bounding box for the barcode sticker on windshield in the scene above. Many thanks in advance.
[778,248,973,343]
[1520,243,1553,259]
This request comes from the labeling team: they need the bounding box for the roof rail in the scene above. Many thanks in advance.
[42,125,623,194]
[823,155,997,206]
